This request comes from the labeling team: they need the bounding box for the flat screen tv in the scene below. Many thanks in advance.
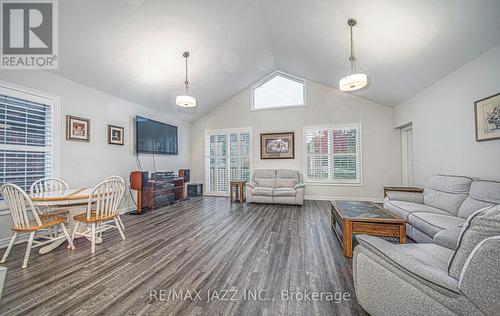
[135,116,178,155]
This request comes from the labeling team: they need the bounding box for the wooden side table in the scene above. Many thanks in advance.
[230,180,246,203]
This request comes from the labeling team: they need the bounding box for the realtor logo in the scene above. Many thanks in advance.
[1,0,58,69]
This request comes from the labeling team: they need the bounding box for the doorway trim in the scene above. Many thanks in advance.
[400,124,414,186]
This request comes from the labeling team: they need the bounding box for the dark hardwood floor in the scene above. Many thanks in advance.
[0,197,368,316]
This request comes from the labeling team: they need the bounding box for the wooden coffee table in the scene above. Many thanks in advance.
[330,200,407,258]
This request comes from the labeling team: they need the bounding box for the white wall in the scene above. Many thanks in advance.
[0,70,191,243]
[394,45,500,185]
[191,79,401,200]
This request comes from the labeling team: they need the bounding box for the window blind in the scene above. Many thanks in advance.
[0,93,53,196]
[304,124,361,184]
[205,129,251,194]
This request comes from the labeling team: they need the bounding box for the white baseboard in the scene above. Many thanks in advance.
[201,194,384,203]
[119,205,136,214]
[0,234,28,250]
[305,195,384,203]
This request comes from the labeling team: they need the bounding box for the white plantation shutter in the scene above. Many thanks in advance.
[0,88,55,198]
[238,132,251,181]
[216,134,227,192]
[205,128,252,194]
[304,124,361,184]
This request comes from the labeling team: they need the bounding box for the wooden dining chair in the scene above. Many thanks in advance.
[105,176,126,231]
[29,178,69,195]
[72,178,126,253]
[0,184,75,269]
[29,177,71,237]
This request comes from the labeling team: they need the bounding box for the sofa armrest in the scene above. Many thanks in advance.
[433,228,462,250]
[383,186,423,197]
[356,235,459,293]
[245,181,256,188]
[294,183,306,189]
[384,186,424,204]
[459,236,500,315]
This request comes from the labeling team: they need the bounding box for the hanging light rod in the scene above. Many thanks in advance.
[339,18,368,92]
[176,51,197,108]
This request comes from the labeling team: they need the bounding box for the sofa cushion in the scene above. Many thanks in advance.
[425,174,473,193]
[469,180,500,203]
[457,198,495,220]
[433,228,462,250]
[254,170,276,188]
[253,187,274,197]
[408,212,466,238]
[448,206,500,279]
[423,175,471,215]
[356,235,459,293]
[275,169,299,188]
[401,243,455,271]
[457,180,500,219]
[410,226,435,244]
[273,188,296,197]
[384,199,451,221]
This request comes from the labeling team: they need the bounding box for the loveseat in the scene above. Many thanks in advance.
[245,169,305,205]
[384,174,500,249]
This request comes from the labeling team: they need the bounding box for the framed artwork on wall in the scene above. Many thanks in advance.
[260,132,295,159]
[475,93,500,142]
[66,115,90,142]
[108,125,124,145]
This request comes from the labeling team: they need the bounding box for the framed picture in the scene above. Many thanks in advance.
[475,93,500,142]
[66,115,90,142]
[108,125,124,145]
[260,132,295,159]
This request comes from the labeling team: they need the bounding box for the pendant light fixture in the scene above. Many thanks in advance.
[339,18,368,92]
[176,51,197,108]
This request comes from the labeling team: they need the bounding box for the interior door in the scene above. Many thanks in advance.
[401,126,414,186]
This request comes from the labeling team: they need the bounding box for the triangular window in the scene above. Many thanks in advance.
[251,72,306,110]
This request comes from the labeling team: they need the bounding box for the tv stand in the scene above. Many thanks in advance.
[141,177,185,211]
[129,171,185,214]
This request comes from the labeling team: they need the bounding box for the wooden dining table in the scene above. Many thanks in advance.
[30,188,98,254]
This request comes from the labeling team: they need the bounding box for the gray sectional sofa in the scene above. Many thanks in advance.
[353,205,500,316]
[245,169,305,205]
[384,174,500,249]
[351,174,500,315]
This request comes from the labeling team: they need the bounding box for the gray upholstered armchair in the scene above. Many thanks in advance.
[353,206,500,316]
[245,169,305,205]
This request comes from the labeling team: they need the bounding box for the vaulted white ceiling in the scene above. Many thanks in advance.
[52,0,500,121]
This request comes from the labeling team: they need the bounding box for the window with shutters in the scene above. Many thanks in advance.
[0,84,59,202]
[304,124,362,184]
[251,71,306,111]
[205,128,252,195]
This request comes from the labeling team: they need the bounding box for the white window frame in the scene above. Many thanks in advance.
[0,80,61,212]
[204,127,253,196]
[303,123,362,186]
[250,70,307,111]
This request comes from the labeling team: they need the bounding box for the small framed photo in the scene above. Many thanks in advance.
[475,93,500,142]
[108,125,124,145]
[260,132,295,159]
[66,115,90,142]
